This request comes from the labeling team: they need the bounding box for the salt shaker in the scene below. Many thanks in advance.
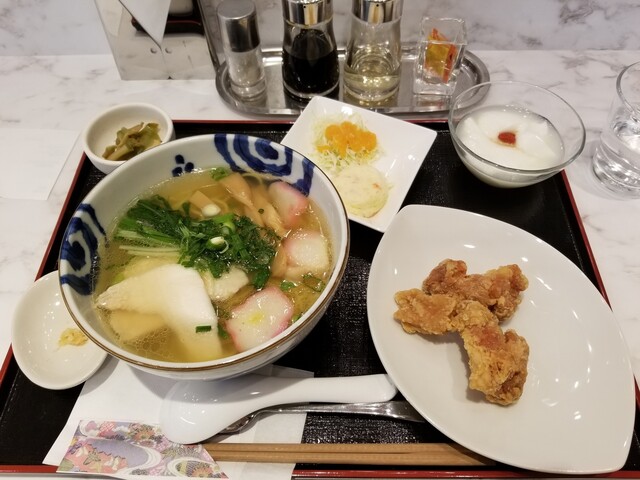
[217,0,266,99]
[281,0,340,101]
[343,0,403,103]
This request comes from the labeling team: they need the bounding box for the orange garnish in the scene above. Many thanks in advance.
[317,121,377,159]
[424,28,458,83]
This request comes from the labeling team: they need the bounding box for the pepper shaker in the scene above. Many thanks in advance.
[217,0,266,99]
[281,0,340,101]
[343,0,403,103]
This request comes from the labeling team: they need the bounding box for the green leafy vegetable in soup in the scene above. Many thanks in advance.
[94,168,333,363]
[114,196,279,289]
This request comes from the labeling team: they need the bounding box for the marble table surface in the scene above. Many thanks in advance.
[1,49,639,386]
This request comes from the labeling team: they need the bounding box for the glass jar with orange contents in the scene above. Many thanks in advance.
[413,17,467,96]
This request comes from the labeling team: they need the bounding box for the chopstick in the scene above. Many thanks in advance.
[203,442,493,466]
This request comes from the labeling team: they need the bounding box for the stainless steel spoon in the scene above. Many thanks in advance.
[218,400,425,435]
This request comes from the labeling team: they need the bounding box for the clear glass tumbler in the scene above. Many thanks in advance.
[413,17,467,96]
[592,61,640,197]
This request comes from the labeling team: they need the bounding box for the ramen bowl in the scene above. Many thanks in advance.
[448,81,585,188]
[58,134,350,380]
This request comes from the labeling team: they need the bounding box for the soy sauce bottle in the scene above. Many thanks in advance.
[281,0,339,101]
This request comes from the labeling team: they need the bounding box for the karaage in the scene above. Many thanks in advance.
[422,259,528,320]
[393,260,530,406]
[454,300,529,406]
[393,289,458,334]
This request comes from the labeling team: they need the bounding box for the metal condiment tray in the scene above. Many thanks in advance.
[216,47,490,117]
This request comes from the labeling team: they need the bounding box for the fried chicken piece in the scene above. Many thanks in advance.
[392,292,529,405]
[454,300,529,405]
[393,261,530,406]
[393,289,458,334]
[422,259,529,320]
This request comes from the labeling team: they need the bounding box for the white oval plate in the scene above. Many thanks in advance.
[281,96,437,232]
[11,271,107,390]
[367,204,635,474]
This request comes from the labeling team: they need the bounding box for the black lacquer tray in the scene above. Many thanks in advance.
[1,120,638,478]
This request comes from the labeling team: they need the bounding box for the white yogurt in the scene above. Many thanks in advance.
[456,105,564,170]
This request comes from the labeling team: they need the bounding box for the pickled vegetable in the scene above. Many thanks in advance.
[58,327,88,347]
[424,28,458,83]
[102,122,162,161]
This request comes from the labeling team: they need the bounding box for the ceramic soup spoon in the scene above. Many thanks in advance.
[160,373,397,444]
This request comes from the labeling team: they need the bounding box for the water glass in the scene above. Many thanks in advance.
[413,17,467,96]
[592,61,640,197]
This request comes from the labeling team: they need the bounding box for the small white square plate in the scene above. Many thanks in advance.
[281,96,437,232]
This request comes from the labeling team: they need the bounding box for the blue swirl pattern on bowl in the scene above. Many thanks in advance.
[60,204,106,295]
[214,134,315,195]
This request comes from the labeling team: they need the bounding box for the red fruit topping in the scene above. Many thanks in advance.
[498,131,517,146]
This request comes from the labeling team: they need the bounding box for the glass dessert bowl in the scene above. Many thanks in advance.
[448,81,585,188]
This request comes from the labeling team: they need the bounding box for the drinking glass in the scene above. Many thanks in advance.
[413,17,467,96]
[592,61,640,197]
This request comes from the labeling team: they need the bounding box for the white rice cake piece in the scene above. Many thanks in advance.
[96,263,218,332]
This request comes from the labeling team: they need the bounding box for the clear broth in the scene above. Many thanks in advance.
[94,169,332,363]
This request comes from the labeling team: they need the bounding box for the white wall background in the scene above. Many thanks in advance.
[0,0,638,56]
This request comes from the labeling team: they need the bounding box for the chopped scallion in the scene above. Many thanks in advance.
[302,273,325,293]
[210,167,231,181]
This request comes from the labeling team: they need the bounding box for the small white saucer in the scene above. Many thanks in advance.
[11,271,107,390]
